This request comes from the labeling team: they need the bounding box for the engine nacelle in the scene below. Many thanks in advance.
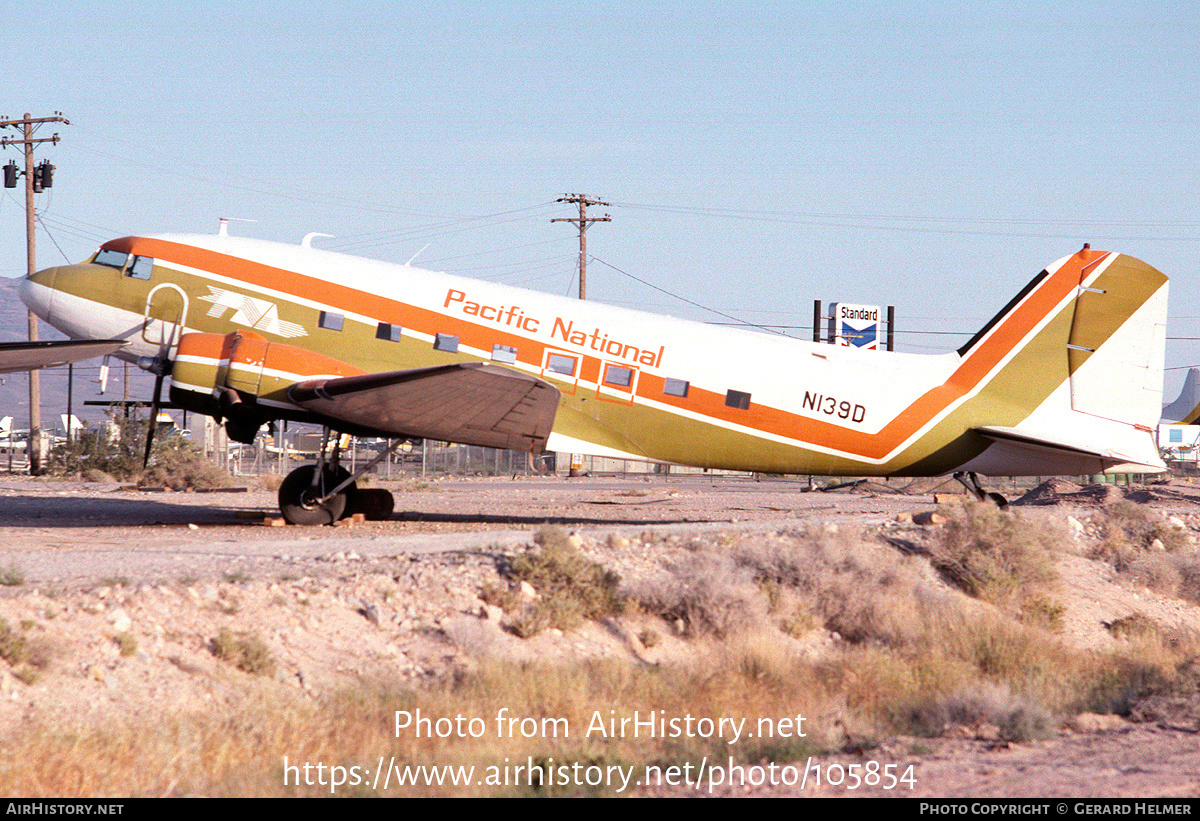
[169,330,364,440]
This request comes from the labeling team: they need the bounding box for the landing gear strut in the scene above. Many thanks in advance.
[954,471,1009,508]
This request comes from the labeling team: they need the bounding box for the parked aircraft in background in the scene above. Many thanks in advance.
[0,416,21,452]
[7,226,1169,523]
[1161,368,1200,425]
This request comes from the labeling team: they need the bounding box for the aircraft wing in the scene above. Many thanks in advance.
[287,362,561,452]
[0,339,127,374]
[973,425,1165,473]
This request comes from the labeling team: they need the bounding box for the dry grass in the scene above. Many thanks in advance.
[0,615,1193,797]
[255,473,285,492]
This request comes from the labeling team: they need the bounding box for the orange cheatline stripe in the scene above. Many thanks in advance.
[843,249,1105,458]
[111,237,1101,462]
[178,331,366,381]
[634,250,1099,460]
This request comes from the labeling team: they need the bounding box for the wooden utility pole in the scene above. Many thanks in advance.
[1,112,68,474]
[552,193,610,300]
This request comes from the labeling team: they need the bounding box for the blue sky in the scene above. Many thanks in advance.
[3,0,1199,394]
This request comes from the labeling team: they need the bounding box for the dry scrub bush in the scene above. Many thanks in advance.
[1020,595,1066,633]
[50,409,233,489]
[1091,501,1188,570]
[732,529,947,648]
[1123,553,1200,605]
[210,629,276,676]
[632,551,767,638]
[0,619,61,686]
[491,527,623,636]
[1178,557,1200,604]
[899,683,1054,742]
[1093,502,1200,603]
[632,526,1200,746]
[0,562,25,586]
[0,618,28,666]
[931,502,1059,607]
[1107,612,1164,642]
[1123,555,1183,597]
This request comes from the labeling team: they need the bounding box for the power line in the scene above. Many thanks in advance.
[589,255,784,335]
[613,200,1200,241]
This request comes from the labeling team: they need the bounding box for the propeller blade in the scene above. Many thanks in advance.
[143,372,164,469]
[142,318,179,469]
[98,356,110,395]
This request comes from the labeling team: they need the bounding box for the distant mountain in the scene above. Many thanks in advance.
[0,277,160,432]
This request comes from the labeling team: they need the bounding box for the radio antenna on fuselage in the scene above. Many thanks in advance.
[217,217,257,237]
[302,232,334,250]
[405,244,431,267]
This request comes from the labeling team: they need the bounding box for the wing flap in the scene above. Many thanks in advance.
[0,339,127,374]
[288,362,561,452]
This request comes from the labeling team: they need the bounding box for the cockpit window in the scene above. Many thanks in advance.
[94,249,129,270]
[126,256,154,280]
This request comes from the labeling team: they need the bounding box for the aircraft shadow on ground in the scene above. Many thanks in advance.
[0,494,252,529]
[392,510,700,527]
[0,492,705,529]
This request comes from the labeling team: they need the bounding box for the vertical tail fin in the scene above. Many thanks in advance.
[961,247,1168,474]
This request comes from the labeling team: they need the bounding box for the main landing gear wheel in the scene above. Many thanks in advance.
[278,465,358,525]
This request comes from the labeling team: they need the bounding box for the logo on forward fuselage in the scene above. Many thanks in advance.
[198,286,307,339]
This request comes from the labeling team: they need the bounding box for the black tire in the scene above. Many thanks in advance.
[349,488,395,521]
[278,465,357,525]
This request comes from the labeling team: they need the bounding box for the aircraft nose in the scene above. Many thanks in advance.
[20,265,58,323]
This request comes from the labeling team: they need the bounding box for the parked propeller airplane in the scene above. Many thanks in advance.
[8,227,1169,523]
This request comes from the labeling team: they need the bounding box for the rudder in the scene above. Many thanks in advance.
[1065,251,1167,428]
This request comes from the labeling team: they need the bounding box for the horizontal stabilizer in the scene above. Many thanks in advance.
[288,362,561,452]
[0,339,127,374]
[973,425,1165,474]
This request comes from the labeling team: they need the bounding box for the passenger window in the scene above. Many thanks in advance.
[126,256,154,280]
[491,344,517,364]
[725,390,751,410]
[94,249,129,270]
[663,378,689,398]
[603,364,633,388]
[434,333,459,353]
[546,353,577,376]
[319,311,344,331]
[376,322,402,341]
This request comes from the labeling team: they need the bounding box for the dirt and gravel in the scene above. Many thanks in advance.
[0,471,1198,798]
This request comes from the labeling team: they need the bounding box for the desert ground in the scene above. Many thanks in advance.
[0,471,1198,798]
